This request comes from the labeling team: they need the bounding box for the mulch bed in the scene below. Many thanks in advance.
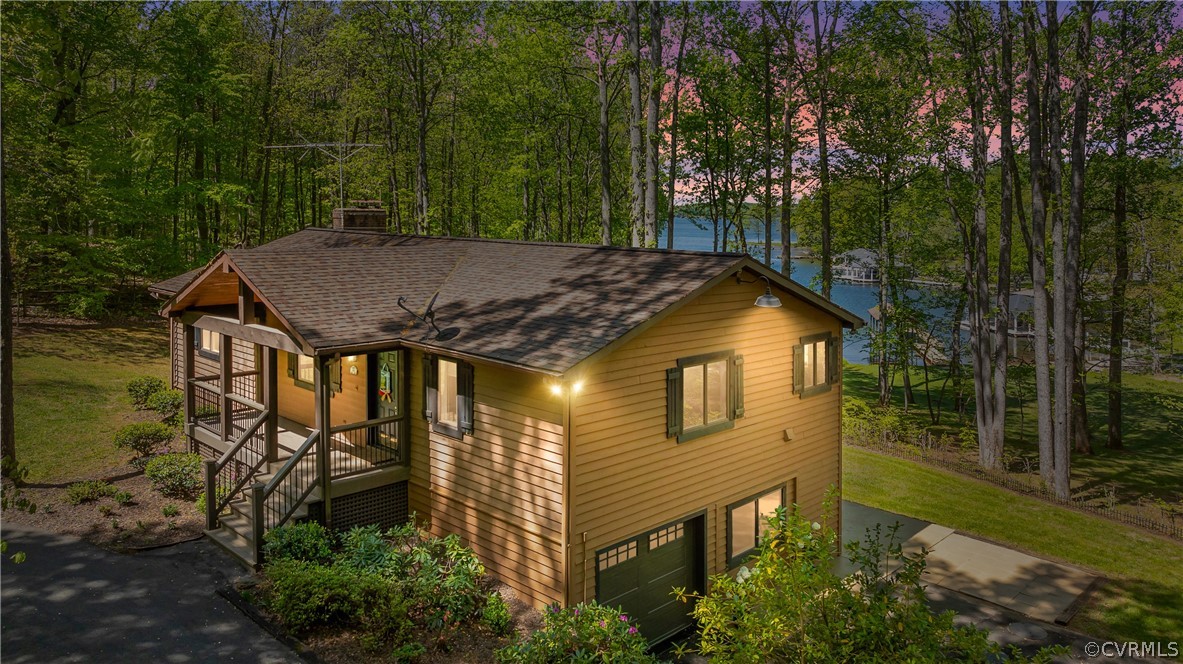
[3,462,206,552]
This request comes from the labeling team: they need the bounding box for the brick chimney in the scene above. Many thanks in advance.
[332,200,387,231]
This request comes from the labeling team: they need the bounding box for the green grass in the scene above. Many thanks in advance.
[843,362,1183,504]
[845,445,1183,645]
[12,320,170,483]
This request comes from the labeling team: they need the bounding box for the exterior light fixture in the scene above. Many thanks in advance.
[550,383,564,397]
[755,276,782,308]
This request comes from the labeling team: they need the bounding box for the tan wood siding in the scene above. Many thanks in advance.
[568,276,843,602]
[407,350,567,608]
[276,352,367,428]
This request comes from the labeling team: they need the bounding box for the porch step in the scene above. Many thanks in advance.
[205,524,257,569]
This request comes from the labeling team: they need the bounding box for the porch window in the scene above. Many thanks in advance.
[422,354,473,439]
[727,485,784,567]
[665,351,743,443]
[195,328,221,360]
[286,352,341,393]
[793,333,837,398]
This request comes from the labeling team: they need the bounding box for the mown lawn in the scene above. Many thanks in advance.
[844,445,1183,646]
[843,362,1183,505]
[12,319,170,483]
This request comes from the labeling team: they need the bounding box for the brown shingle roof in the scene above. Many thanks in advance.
[155,228,861,374]
[148,268,203,297]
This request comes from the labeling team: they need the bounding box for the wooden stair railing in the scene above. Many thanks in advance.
[250,430,320,562]
[203,409,269,530]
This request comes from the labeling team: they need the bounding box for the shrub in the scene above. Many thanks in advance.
[127,376,167,408]
[66,480,116,505]
[386,528,486,630]
[114,422,175,459]
[336,525,391,573]
[195,486,230,516]
[262,522,335,564]
[145,389,184,424]
[481,591,513,637]
[162,504,180,518]
[113,490,134,506]
[495,601,654,664]
[144,453,202,499]
[263,559,365,632]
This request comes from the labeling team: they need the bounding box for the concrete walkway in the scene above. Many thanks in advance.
[842,502,1097,624]
[1,524,301,664]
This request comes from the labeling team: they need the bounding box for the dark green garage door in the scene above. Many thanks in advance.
[596,515,705,645]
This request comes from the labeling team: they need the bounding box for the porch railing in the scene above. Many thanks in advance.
[203,408,269,529]
[328,415,403,479]
[191,379,222,437]
[253,430,321,554]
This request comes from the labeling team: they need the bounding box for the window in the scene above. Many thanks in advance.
[195,328,221,360]
[794,333,837,398]
[727,486,785,567]
[295,355,315,386]
[666,351,743,443]
[285,352,341,394]
[423,354,473,439]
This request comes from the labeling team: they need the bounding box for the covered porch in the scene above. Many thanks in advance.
[178,310,409,549]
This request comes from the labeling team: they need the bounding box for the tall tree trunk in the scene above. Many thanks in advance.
[877,193,891,407]
[780,94,795,277]
[416,108,429,235]
[1,150,15,469]
[812,1,833,299]
[1023,4,1055,488]
[761,5,774,267]
[595,32,613,246]
[953,1,999,469]
[1108,5,1131,450]
[1047,0,1074,500]
[626,0,645,247]
[992,0,1015,467]
[665,6,688,251]
[1066,2,1093,459]
[643,0,662,247]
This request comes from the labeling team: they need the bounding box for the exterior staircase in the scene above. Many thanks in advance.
[205,455,322,568]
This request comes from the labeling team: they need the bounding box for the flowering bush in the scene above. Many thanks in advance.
[495,601,655,663]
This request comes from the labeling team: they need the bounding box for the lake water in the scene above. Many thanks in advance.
[658,217,942,364]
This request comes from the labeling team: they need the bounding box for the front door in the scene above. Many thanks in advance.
[368,350,405,456]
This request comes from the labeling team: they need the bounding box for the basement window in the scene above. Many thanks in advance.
[727,486,785,567]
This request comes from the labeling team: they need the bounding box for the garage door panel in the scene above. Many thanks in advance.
[597,515,704,645]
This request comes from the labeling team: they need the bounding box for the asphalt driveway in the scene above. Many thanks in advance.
[1,524,300,664]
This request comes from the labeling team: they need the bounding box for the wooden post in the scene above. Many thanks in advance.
[315,355,333,529]
[182,323,196,442]
[220,334,234,440]
[204,459,218,530]
[238,282,256,325]
[263,347,278,461]
[251,482,265,564]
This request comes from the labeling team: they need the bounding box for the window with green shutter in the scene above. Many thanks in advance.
[423,354,473,439]
[666,350,743,443]
[793,333,838,398]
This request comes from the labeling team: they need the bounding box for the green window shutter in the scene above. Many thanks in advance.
[666,367,682,438]
[458,361,475,435]
[422,354,437,422]
[792,344,804,395]
[286,352,296,378]
[827,336,839,385]
[730,354,745,418]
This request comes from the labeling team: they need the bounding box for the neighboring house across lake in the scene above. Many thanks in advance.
[150,206,862,644]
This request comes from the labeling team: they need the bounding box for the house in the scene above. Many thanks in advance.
[832,248,880,283]
[150,208,862,644]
